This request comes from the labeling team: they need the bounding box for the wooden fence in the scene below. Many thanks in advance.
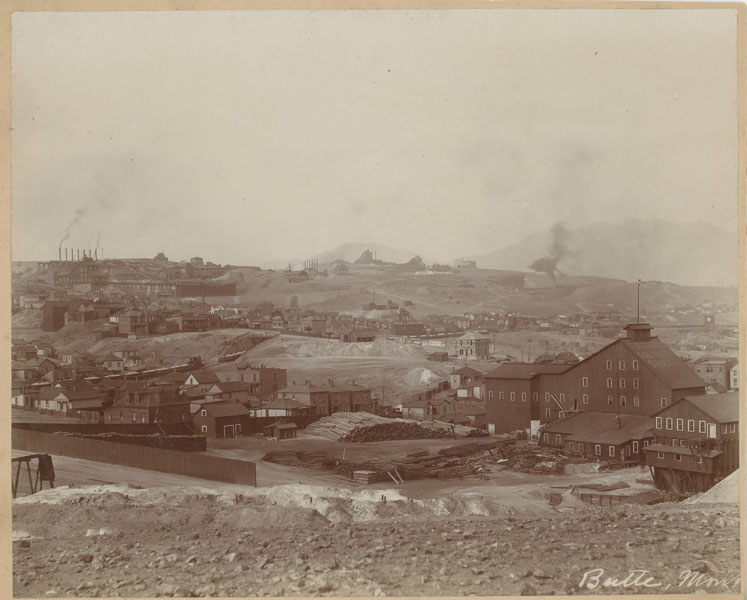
[12,429,256,486]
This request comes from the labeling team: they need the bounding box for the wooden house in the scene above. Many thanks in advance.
[644,392,739,494]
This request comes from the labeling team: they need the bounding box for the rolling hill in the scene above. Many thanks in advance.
[470,219,738,287]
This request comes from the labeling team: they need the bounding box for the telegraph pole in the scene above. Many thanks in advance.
[637,279,641,324]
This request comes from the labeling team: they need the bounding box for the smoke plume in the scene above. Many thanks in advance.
[58,207,88,247]
[530,223,570,281]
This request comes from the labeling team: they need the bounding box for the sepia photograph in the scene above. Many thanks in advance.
[5,2,745,598]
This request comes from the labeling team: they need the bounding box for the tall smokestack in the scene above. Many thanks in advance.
[77,249,80,261]
[59,247,61,262]
[94,249,97,260]
[65,248,68,262]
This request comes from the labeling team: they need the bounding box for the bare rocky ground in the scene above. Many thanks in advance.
[12,484,742,597]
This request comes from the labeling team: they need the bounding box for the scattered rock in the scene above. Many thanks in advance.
[520,583,538,596]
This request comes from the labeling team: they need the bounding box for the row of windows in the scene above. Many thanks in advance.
[494,391,529,402]
[545,435,649,457]
[605,395,641,407]
[603,378,640,389]
[606,359,639,371]
[107,411,147,423]
[655,451,702,464]
[654,417,730,434]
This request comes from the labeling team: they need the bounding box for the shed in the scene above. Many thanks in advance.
[193,401,252,439]
[263,422,298,440]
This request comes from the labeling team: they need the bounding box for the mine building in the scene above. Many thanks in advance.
[644,392,739,494]
[483,324,706,437]
[539,412,654,464]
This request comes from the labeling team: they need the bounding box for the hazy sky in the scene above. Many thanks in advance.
[11,8,739,265]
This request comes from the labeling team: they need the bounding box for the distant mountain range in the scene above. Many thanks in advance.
[469,219,737,287]
[261,219,737,287]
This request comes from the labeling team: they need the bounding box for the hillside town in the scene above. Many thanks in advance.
[9,7,743,597]
[10,248,743,596]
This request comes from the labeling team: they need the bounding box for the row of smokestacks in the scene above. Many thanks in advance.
[58,247,103,262]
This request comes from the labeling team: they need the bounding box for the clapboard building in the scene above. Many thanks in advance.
[644,392,739,494]
[484,324,706,436]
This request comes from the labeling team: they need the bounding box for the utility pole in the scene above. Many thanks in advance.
[637,279,642,324]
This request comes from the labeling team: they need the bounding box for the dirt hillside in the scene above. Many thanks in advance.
[12,484,741,597]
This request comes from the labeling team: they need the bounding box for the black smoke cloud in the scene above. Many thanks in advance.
[530,223,570,281]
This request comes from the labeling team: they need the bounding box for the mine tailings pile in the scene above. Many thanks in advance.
[305,412,488,442]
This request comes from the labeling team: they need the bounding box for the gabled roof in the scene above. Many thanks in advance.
[674,393,739,423]
[260,397,308,410]
[199,401,251,418]
[458,332,491,341]
[619,337,705,390]
[539,363,576,375]
[186,371,220,384]
[264,422,298,430]
[453,366,483,377]
[484,363,544,380]
[542,412,654,446]
[37,388,63,401]
[64,389,102,401]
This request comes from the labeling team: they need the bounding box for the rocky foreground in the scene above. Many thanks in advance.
[12,484,742,597]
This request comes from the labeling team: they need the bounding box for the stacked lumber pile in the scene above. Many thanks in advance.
[262,450,329,467]
[353,470,379,484]
[305,412,488,443]
[341,422,449,443]
[304,412,391,441]
[387,440,514,481]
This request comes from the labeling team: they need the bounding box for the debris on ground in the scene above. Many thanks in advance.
[305,412,487,442]
[11,483,742,598]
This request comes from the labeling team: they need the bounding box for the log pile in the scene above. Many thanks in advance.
[341,422,450,443]
[503,442,571,473]
[304,412,391,441]
[305,412,488,443]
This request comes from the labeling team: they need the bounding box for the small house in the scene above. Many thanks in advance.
[193,401,252,438]
[263,422,298,440]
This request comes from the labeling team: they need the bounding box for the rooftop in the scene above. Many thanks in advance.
[619,337,705,390]
[542,412,654,446]
[199,401,251,418]
[260,397,308,410]
[483,363,545,380]
[677,393,740,423]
